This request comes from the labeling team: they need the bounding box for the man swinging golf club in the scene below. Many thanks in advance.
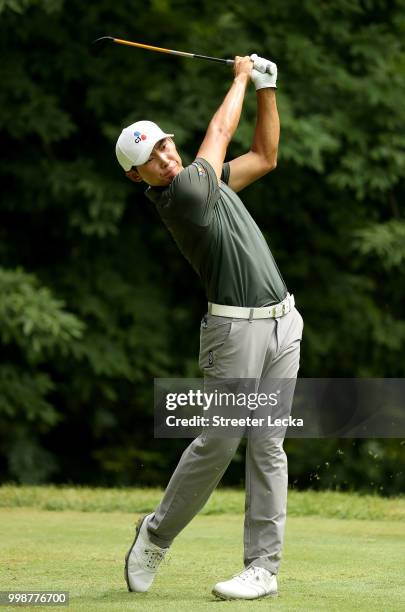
[115,54,304,600]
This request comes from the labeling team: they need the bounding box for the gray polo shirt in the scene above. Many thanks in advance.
[145,157,287,307]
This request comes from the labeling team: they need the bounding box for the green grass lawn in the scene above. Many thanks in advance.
[0,487,404,611]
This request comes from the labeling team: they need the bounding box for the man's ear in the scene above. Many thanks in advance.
[125,168,143,183]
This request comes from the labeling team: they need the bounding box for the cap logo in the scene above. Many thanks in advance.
[133,130,147,144]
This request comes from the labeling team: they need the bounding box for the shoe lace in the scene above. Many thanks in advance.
[141,546,167,570]
[235,567,260,581]
[235,566,270,583]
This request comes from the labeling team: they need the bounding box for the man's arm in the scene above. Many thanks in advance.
[196,56,252,180]
[227,67,280,193]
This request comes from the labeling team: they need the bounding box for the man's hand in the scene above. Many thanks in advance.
[233,55,253,80]
[250,54,277,90]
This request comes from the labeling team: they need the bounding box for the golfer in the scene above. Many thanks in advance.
[115,54,303,600]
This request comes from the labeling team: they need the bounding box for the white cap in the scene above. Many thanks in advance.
[115,120,174,171]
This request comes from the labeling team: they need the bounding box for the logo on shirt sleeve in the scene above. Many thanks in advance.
[193,162,207,177]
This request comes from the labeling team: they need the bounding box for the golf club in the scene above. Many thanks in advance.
[91,36,274,74]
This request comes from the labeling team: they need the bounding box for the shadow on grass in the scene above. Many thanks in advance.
[78,588,229,604]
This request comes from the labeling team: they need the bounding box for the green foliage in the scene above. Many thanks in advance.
[0,365,60,483]
[45,161,127,237]
[353,219,405,269]
[0,0,63,14]
[0,266,82,482]
[285,438,405,497]
[0,267,84,359]
[0,365,56,424]
[0,0,404,490]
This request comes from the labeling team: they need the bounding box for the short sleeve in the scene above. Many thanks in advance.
[221,162,230,185]
[168,157,220,226]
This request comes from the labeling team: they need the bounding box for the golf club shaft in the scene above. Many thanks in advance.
[92,36,273,73]
[111,37,234,67]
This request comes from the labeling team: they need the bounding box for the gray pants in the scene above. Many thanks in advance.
[148,306,303,575]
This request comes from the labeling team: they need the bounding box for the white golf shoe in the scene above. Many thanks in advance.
[124,513,168,592]
[212,565,278,600]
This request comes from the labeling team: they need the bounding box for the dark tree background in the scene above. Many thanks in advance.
[0,0,404,494]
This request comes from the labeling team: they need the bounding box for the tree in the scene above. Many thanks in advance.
[0,0,404,490]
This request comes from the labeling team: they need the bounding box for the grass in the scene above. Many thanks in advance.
[0,485,404,520]
[0,488,404,610]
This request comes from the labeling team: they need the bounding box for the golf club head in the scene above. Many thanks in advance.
[90,36,115,56]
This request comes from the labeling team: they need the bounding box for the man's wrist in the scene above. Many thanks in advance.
[256,87,276,95]
[233,73,250,86]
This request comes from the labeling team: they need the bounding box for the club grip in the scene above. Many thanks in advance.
[226,59,274,75]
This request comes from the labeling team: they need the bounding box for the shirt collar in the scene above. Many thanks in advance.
[144,184,171,207]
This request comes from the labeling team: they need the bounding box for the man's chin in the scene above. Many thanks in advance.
[162,167,181,185]
[157,177,173,187]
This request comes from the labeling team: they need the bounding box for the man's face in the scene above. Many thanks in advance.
[126,137,183,187]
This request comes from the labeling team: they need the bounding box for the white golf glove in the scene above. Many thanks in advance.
[250,53,277,90]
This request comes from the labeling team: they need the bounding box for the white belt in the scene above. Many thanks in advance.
[208,293,295,320]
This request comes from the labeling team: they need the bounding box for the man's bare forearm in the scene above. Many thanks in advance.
[197,57,252,178]
[208,74,250,142]
[251,89,280,168]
